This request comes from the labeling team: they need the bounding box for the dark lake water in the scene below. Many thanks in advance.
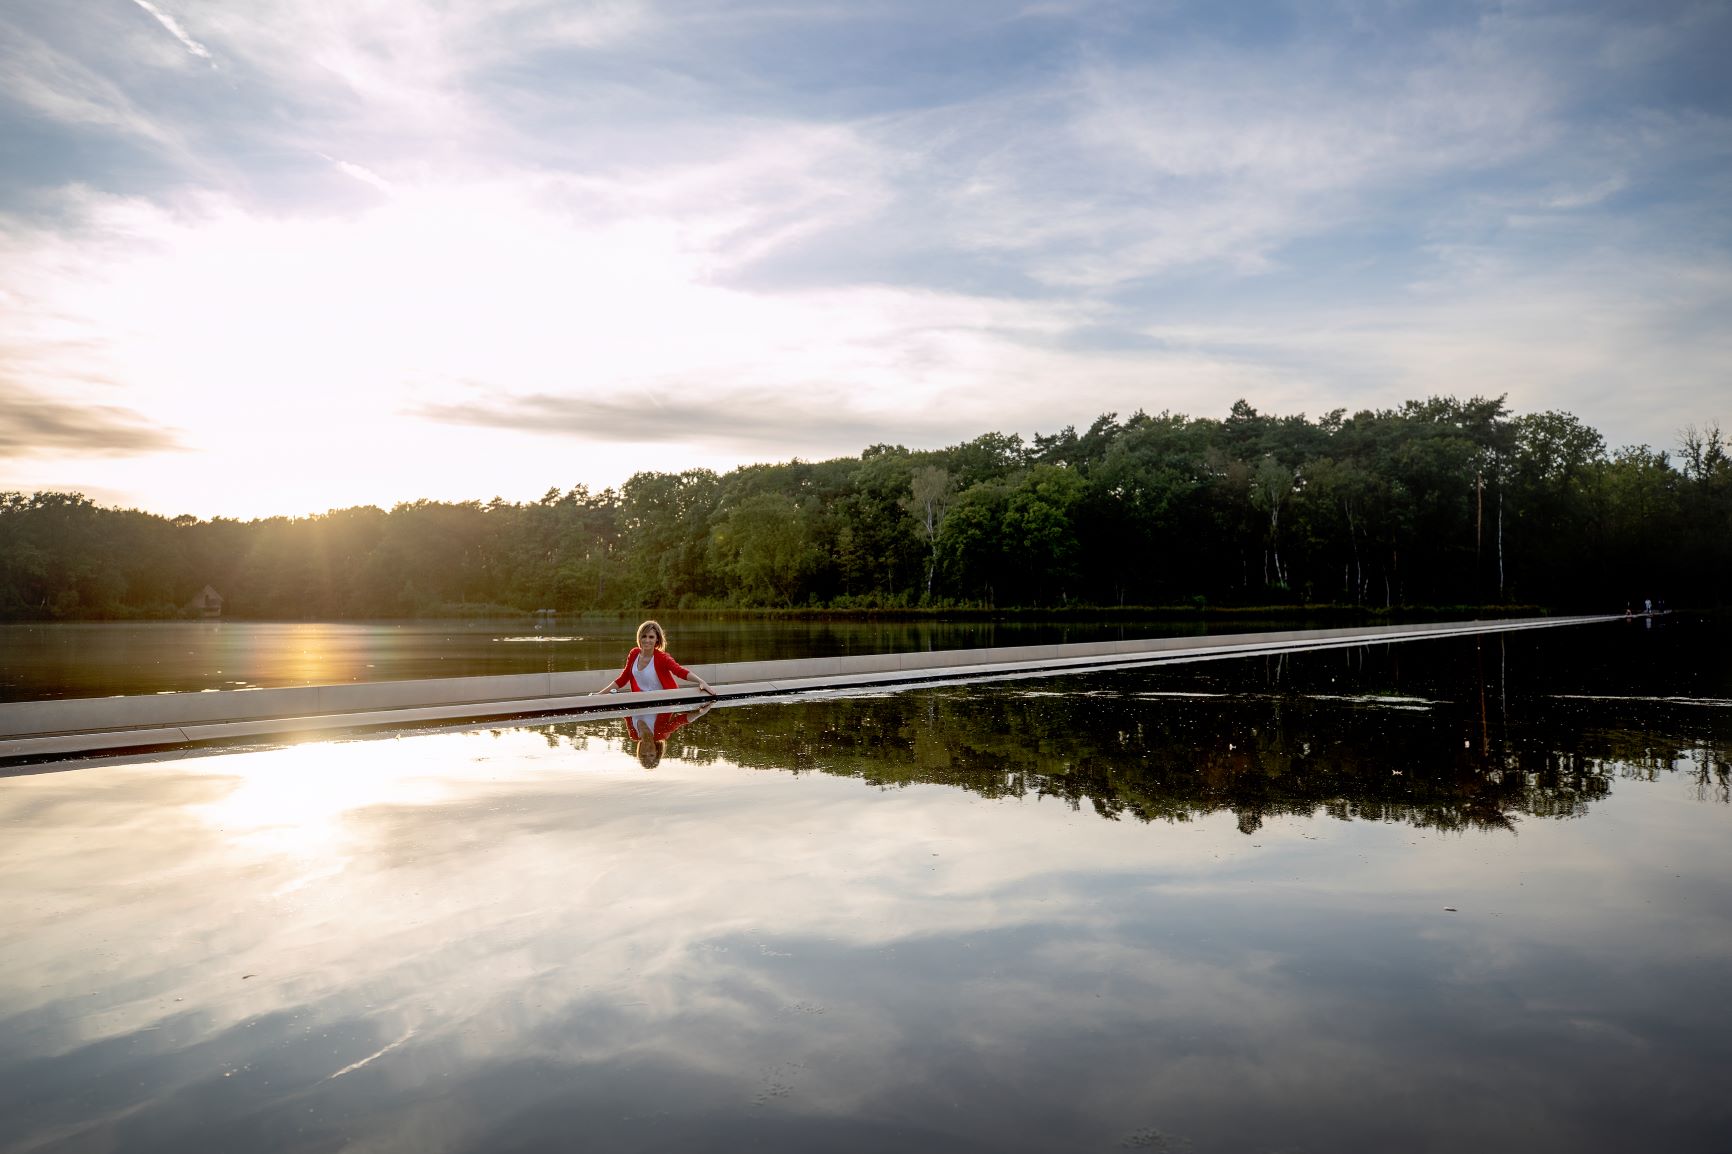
[2,616,1728,1152]
[0,617,1216,701]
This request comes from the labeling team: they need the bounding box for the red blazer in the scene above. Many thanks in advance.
[611,647,692,692]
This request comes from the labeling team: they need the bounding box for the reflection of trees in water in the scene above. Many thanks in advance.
[532,681,1728,834]
[1597,744,1731,805]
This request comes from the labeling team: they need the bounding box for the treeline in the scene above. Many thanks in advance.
[2,397,1728,619]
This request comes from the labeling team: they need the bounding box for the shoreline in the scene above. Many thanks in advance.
[0,602,1582,625]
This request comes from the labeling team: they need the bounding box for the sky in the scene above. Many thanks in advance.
[1,0,1728,519]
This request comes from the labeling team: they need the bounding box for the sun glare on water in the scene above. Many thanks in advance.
[185,730,600,866]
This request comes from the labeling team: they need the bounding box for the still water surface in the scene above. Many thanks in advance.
[1,618,1727,1152]
[0,618,1210,701]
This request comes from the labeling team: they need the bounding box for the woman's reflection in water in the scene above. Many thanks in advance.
[624,701,711,769]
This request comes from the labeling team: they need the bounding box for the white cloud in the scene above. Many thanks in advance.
[1139,246,1732,446]
[1000,33,1556,287]
[5,141,1723,515]
[130,0,215,64]
[193,0,652,138]
[323,154,395,194]
[0,175,1132,513]
[0,27,175,142]
[2,1,1728,511]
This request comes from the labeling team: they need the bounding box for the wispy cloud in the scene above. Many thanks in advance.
[129,0,213,65]
[0,27,175,142]
[412,388,975,453]
[200,0,652,146]
[919,28,1562,290]
[321,155,395,195]
[0,384,182,457]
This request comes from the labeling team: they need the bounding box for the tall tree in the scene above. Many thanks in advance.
[905,466,953,602]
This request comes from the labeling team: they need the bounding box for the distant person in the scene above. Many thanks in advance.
[594,619,716,697]
[1644,598,1653,615]
[625,702,711,769]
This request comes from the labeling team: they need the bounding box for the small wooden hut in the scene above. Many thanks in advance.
[188,585,223,618]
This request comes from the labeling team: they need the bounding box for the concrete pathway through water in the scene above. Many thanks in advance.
[0,615,1618,764]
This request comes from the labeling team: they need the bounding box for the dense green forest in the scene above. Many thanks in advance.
[3,397,1727,619]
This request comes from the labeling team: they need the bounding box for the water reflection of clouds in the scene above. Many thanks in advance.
[3,722,1731,1150]
[4,730,1244,1046]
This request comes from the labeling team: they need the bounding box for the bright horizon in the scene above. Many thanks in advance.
[3,1,1729,519]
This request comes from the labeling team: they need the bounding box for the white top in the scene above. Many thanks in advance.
[630,650,658,692]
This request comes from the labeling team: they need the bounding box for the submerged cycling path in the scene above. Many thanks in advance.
[0,615,1617,763]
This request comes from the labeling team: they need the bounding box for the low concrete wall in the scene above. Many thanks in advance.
[0,616,1610,746]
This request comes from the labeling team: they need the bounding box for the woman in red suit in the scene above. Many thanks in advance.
[594,620,717,697]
